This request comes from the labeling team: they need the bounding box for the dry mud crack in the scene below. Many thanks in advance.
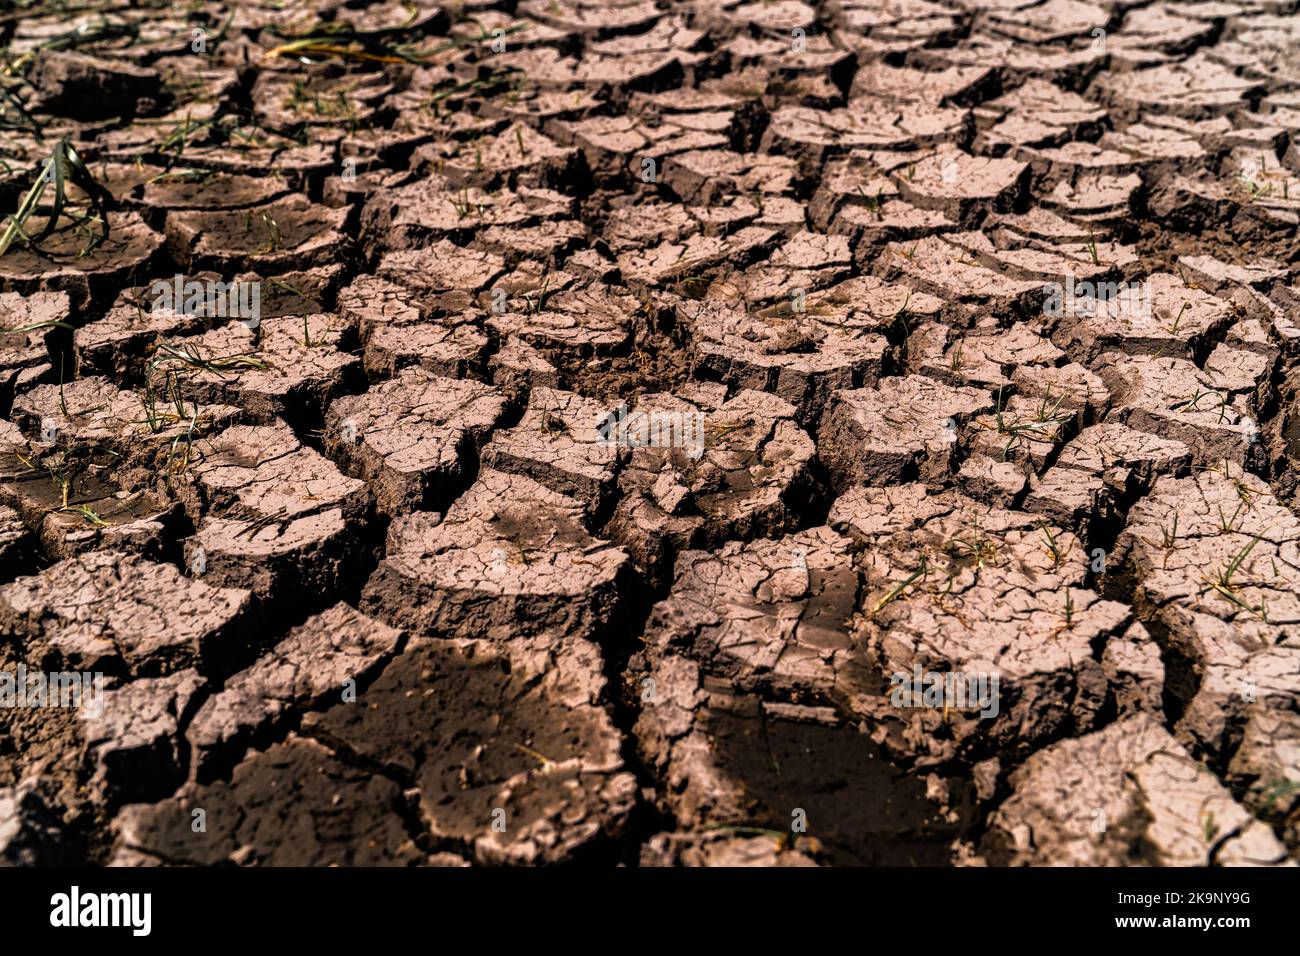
[2,0,1300,869]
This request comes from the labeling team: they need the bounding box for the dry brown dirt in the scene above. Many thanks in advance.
[1,0,1299,868]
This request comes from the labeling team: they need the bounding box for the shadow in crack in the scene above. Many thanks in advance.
[707,703,974,866]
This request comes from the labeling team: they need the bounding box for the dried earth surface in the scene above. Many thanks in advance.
[2,0,1300,868]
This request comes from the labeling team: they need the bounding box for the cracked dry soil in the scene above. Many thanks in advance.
[2,0,1300,868]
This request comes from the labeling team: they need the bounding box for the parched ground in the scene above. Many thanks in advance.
[1,0,1299,868]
